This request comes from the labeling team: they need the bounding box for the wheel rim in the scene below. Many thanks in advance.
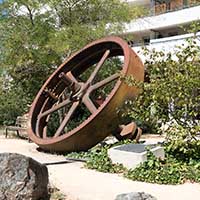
[28,36,144,152]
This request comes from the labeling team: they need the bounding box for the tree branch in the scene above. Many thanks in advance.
[24,4,34,26]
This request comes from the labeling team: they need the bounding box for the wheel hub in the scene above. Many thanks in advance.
[71,82,90,101]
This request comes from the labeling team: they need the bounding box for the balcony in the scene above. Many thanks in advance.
[125,0,200,15]
[153,0,200,15]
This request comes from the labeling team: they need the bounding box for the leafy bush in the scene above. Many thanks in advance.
[85,146,125,173]
[165,124,200,161]
[66,142,200,184]
[123,37,200,135]
[124,149,200,184]
[0,79,30,125]
[120,34,200,184]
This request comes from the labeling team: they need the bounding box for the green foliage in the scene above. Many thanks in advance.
[118,27,200,184]
[124,150,200,184]
[85,145,125,173]
[121,33,200,184]
[66,140,133,173]
[0,86,29,125]
[0,0,143,125]
[165,124,200,161]
[48,0,135,51]
[66,141,200,184]
[0,0,61,97]
[123,36,200,134]
[0,73,31,125]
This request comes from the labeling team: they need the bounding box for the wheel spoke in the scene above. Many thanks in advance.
[90,73,120,92]
[86,50,110,85]
[36,98,49,137]
[38,98,71,120]
[54,101,79,138]
[43,115,50,139]
[82,94,97,114]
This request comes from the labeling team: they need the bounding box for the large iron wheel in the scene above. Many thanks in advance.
[28,36,144,152]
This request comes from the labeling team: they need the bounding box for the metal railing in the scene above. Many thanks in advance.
[150,2,200,16]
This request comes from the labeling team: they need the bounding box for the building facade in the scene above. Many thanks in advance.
[124,0,200,60]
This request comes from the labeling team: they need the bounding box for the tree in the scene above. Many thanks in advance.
[124,36,200,131]
[0,0,142,125]
[123,34,200,159]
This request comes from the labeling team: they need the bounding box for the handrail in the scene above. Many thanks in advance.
[142,2,200,18]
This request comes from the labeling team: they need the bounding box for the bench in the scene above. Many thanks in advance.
[5,116,29,139]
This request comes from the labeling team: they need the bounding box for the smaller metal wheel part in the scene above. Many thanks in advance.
[114,122,142,142]
[28,36,144,152]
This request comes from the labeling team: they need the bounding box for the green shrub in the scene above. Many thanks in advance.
[0,84,29,125]
[66,141,200,184]
[124,149,200,184]
[122,37,200,135]
[165,123,200,161]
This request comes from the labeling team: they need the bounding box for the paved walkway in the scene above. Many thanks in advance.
[0,136,200,200]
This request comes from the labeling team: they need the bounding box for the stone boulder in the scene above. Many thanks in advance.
[115,192,157,200]
[0,153,49,200]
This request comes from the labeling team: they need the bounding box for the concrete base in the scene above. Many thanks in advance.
[108,144,165,169]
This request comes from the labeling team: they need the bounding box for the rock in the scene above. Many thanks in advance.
[0,153,49,200]
[115,192,157,200]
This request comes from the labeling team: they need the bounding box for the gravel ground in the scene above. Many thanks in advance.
[0,133,200,200]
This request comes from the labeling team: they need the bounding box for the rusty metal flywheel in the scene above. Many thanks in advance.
[28,36,144,152]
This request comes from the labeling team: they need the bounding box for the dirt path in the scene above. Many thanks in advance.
[0,136,200,200]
